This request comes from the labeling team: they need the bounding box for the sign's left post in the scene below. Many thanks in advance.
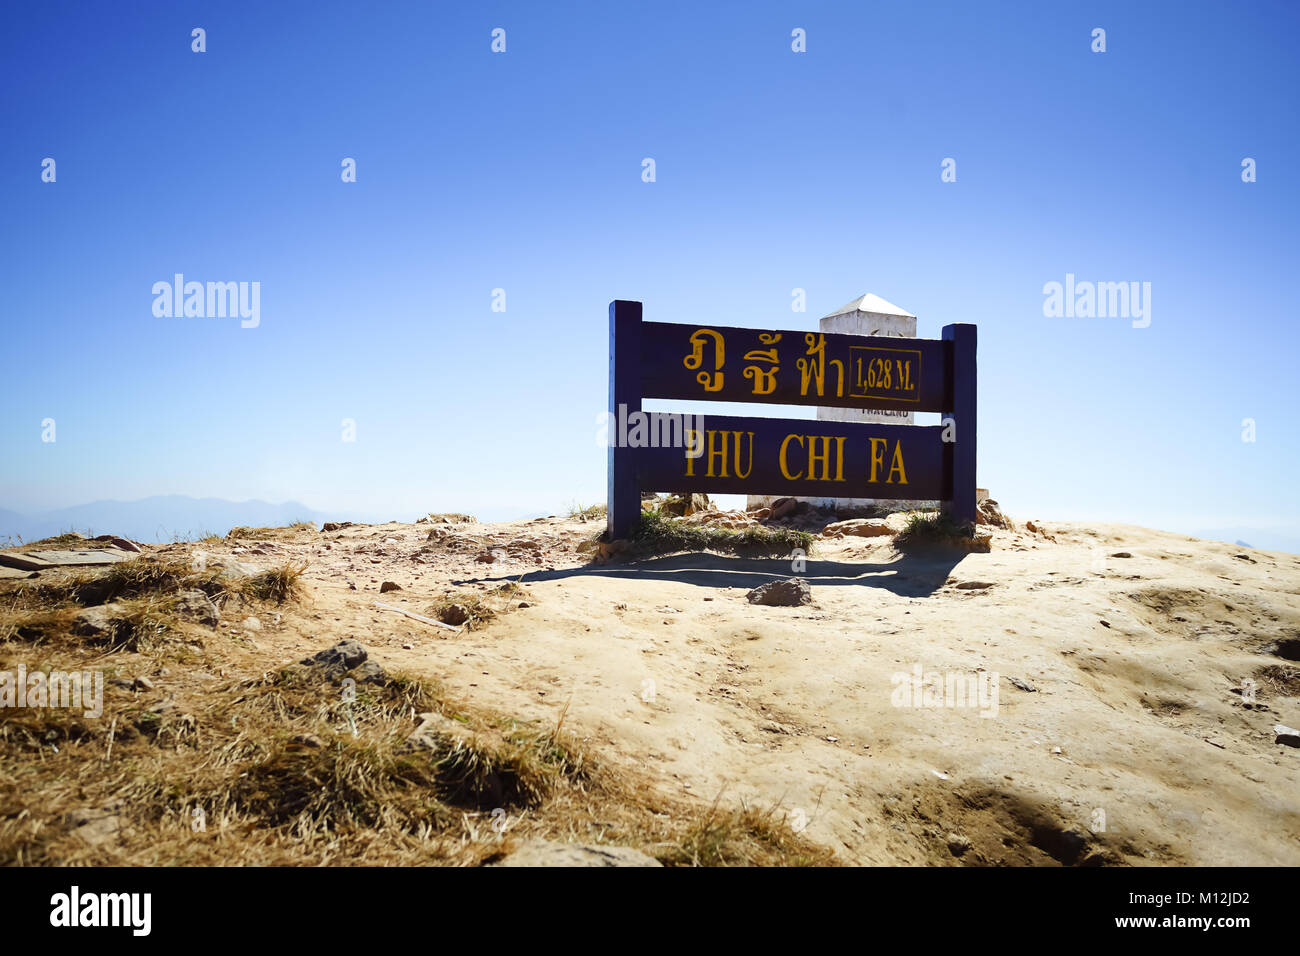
[607,299,643,540]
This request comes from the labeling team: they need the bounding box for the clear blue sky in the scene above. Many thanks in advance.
[3,1,1298,540]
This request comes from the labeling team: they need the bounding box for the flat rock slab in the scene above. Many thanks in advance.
[822,518,893,538]
[0,548,137,571]
[490,841,662,867]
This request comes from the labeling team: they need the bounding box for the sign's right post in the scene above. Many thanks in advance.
[942,322,977,525]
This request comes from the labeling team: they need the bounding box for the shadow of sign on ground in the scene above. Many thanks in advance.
[459,548,964,598]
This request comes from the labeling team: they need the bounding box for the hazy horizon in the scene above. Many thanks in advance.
[2,492,1297,555]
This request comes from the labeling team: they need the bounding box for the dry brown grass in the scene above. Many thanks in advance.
[225,522,317,541]
[0,657,591,865]
[428,580,526,630]
[0,648,835,866]
[0,547,837,867]
[8,533,98,552]
[652,790,839,867]
[0,556,205,650]
[0,556,308,651]
[242,563,306,604]
[1256,663,1300,698]
[6,554,201,611]
[0,652,839,866]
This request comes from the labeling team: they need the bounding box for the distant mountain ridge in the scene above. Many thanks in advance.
[0,496,546,545]
[0,496,336,544]
[1190,528,1300,556]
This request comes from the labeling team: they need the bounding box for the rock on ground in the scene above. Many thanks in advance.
[822,518,893,538]
[659,493,712,517]
[300,640,368,675]
[747,578,813,607]
[72,605,127,638]
[66,803,124,846]
[173,589,220,628]
[1275,724,1300,748]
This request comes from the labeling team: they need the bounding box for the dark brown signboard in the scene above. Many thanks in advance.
[607,300,976,539]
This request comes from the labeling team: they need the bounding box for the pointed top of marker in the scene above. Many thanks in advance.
[821,293,915,320]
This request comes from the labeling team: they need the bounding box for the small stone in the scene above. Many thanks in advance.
[133,676,155,692]
[173,589,221,628]
[92,534,143,553]
[402,711,477,756]
[380,581,402,593]
[352,660,388,685]
[769,497,800,520]
[73,605,126,639]
[822,518,893,538]
[208,558,264,581]
[241,616,262,631]
[300,640,368,677]
[601,539,630,558]
[1111,552,1133,559]
[658,494,706,517]
[746,578,812,607]
[682,493,712,516]
[947,833,971,856]
[439,604,470,626]
[955,581,995,590]
[66,806,122,846]
[402,643,413,650]
[1007,676,1037,692]
[475,550,506,564]
[321,521,353,532]
[1274,724,1300,748]
[976,499,1012,529]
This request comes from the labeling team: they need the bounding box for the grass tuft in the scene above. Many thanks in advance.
[243,563,306,604]
[893,512,976,551]
[566,502,607,522]
[428,580,526,630]
[226,522,316,541]
[656,793,839,867]
[631,509,812,557]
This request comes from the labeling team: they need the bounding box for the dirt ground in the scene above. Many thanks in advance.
[123,510,1300,866]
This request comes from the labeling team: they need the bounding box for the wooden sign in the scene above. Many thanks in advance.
[607,300,977,539]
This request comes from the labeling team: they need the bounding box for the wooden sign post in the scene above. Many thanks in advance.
[606,299,977,540]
